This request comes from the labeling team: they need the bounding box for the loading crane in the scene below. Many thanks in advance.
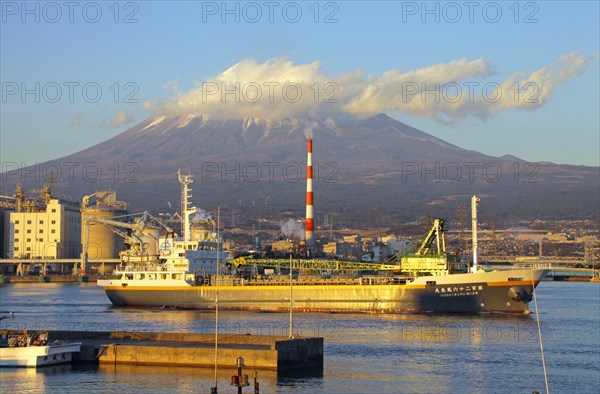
[384,219,446,265]
[415,218,446,256]
[80,212,173,275]
[398,218,451,276]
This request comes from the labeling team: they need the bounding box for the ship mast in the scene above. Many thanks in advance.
[471,195,480,273]
[178,170,197,241]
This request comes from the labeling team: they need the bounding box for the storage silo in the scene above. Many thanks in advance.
[81,192,128,260]
[191,220,214,241]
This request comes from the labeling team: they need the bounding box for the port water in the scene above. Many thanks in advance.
[0,281,598,393]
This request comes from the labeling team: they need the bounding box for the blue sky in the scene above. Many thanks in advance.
[1,1,599,167]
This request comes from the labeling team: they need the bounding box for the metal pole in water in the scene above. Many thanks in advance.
[531,272,549,394]
[254,371,259,394]
[289,253,293,339]
[212,286,219,393]
[212,207,221,394]
[238,363,243,394]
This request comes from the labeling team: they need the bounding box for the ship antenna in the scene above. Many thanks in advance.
[216,206,220,275]
[178,169,197,241]
[471,195,480,273]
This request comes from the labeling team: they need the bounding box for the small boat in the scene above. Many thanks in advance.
[0,330,81,368]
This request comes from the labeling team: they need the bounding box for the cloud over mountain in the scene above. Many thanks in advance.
[108,110,135,129]
[150,52,592,123]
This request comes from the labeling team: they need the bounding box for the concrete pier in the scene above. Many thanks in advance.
[46,330,323,371]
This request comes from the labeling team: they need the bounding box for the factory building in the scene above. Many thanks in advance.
[0,207,8,258]
[4,198,81,259]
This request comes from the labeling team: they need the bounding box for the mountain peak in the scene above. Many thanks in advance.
[500,154,523,161]
[12,113,596,224]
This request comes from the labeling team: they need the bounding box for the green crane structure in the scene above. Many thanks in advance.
[231,218,454,275]
[399,218,450,276]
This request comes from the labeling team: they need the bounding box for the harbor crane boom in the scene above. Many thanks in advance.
[80,212,172,275]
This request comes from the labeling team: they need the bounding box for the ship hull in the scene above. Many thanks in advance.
[100,270,548,314]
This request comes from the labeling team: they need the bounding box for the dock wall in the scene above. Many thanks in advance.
[99,343,280,369]
[43,330,323,370]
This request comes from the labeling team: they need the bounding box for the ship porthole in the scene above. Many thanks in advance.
[480,303,485,307]
[506,302,511,307]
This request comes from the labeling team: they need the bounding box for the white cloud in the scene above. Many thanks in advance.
[162,79,179,93]
[157,58,337,120]
[69,113,82,127]
[109,110,134,129]
[155,53,593,123]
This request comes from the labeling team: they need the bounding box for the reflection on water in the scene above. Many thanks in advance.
[0,282,598,393]
[97,364,280,393]
[96,363,324,390]
[0,357,324,393]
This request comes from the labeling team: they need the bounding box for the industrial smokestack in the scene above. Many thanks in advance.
[305,138,314,256]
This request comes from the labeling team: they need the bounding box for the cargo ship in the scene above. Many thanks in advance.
[98,266,547,314]
[96,171,548,314]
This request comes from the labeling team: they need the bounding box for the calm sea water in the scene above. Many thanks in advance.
[0,281,598,393]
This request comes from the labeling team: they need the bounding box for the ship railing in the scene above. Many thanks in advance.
[359,276,410,285]
[510,262,553,270]
[115,263,166,273]
[257,274,364,286]
[206,274,412,286]
[211,276,243,286]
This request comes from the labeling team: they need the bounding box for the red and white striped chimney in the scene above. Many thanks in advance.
[305,138,314,255]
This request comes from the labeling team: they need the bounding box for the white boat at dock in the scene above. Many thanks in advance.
[0,330,81,368]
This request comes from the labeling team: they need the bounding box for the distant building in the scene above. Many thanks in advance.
[342,235,359,244]
[361,253,373,262]
[389,239,413,255]
[379,234,397,243]
[369,237,413,262]
[514,232,568,242]
[322,241,363,260]
[4,199,81,259]
[271,239,295,253]
[323,241,337,256]
[371,243,390,262]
